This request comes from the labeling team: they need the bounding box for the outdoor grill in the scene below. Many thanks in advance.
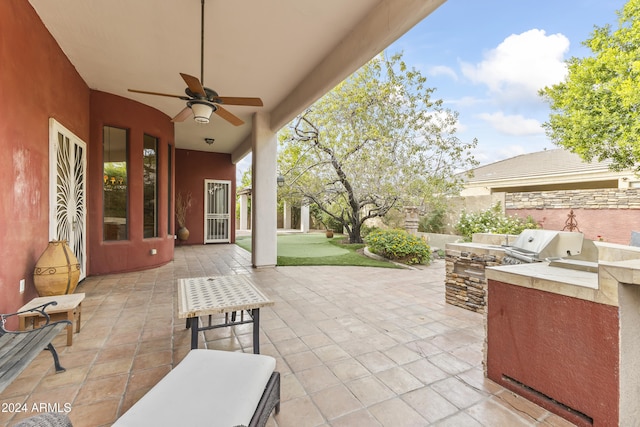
[502,229,584,265]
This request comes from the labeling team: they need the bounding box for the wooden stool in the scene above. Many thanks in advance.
[18,293,85,346]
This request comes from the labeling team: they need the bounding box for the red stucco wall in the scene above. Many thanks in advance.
[89,91,175,275]
[0,0,90,318]
[508,208,640,245]
[487,280,619,426]
[175,149,236,245]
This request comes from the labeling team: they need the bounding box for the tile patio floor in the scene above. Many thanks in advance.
[0,244,576,427]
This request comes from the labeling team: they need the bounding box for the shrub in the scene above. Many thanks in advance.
[310,204,343,232]
[418,206,447,233]
[365,229,431,265]
[328,217,345,232]
[360,224,380,239]
[318,213,343,232]
[454,202,539,242]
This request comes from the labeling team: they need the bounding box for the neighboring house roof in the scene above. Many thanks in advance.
[461,148,635,195]
[470,149,612,182]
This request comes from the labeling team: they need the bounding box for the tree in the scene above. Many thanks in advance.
[278,52,478,243]
[239,168,252,189]
[540,0,640,172]
[236,169,252,223]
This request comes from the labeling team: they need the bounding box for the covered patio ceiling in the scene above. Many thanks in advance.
[28,0,446,161]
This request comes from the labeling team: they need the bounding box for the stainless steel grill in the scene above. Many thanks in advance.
[502,229,584,264]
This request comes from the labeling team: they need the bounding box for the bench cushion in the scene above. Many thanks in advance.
[114,349,276,427]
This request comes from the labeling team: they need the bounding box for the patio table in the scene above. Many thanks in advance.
[177,275,274,353]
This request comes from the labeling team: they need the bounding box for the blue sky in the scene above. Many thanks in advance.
[238,0,627,182]
[387,0,627,166]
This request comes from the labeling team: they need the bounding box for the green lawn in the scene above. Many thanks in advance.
[235,233,400,268]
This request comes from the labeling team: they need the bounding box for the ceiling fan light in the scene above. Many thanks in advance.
[188,101,214,123]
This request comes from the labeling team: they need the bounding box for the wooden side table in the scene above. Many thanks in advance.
[18,293,85,346]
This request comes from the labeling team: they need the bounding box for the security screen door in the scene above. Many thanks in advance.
[49,119,87,280]
[204,180,231,243]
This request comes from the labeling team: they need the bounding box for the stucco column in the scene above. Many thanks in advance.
[283,201,292,230]
[301,201,310,233]
[251,113,277,267]
[239,193,249,231]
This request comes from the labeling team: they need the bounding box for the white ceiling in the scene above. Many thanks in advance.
[28,0,446,161]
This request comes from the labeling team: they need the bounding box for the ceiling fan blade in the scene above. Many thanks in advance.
[213,96,264,107]
[214,105,244,126]
[171,107,192,122]
[180,73,206,97]
[128,89,186,99]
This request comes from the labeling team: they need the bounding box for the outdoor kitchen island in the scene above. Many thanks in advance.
[485,241,640,427]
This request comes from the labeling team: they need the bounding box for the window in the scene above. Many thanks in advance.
[143,134,158,238]
[103,126,128,241]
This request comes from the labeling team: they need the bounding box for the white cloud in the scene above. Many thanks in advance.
[477,112,544,136]
[460,29,569,101]
[428,65,458,81]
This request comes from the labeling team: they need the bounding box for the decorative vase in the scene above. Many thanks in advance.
[177,226,190,241]
[33,240,80,296]
[325,230,334,238]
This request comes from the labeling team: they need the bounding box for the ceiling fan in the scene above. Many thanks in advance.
[128,0,263,126]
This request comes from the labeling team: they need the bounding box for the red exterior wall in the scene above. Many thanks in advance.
[487,280,619,426]
[508,208,640,245]
[0,1,237,321]
[0,1,90,319]
[175,149,236,245]
[89,91,175,275]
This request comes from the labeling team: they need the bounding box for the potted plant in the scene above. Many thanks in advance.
[175,191,193,241]
[323,214,341,238]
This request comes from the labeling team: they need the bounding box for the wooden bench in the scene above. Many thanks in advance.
[0,301,71,394]
[113,349,281,427]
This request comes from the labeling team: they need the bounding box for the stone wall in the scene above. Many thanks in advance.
[445,248,505,313]
[506,188,640,209]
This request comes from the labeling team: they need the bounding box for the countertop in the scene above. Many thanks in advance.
[599,258,640,287]
[447,239,640,307]
[486,261,617,306]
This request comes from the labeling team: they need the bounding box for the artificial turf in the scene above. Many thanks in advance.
[235,233,400,268]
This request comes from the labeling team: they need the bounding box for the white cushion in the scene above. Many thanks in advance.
[114,349,276,427]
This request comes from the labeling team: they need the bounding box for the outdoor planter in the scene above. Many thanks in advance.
[175,191,192,242]
[177,226,190,241]
[33,240,80,296]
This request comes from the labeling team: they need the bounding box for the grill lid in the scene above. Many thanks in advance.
[504,230,584,262]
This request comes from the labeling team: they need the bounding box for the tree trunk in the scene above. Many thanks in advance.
[348,219,363,244]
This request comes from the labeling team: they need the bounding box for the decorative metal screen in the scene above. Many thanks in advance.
[204,180,230,243]
[52,120,87,280]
